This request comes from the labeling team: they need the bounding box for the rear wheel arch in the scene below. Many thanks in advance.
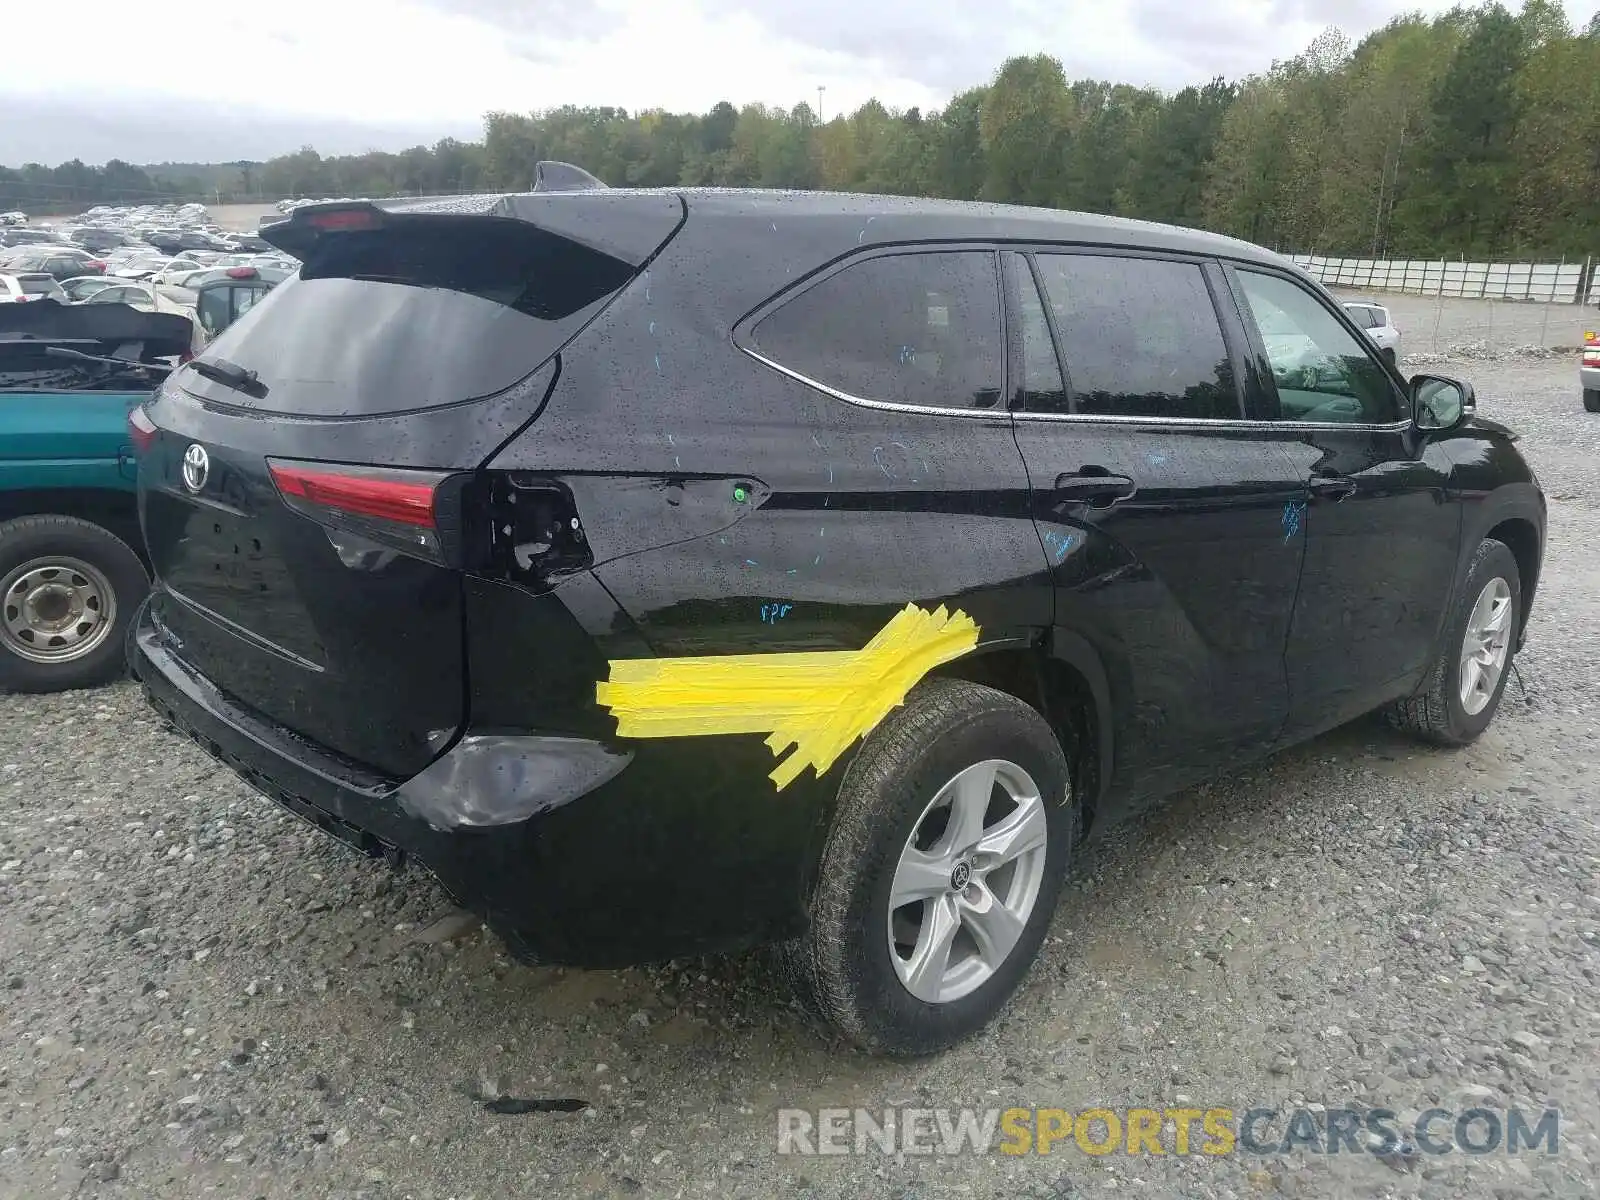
[0,488,145,568]
[929,633,1112,836]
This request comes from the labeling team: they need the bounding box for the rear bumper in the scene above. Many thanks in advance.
[128,597,828,965]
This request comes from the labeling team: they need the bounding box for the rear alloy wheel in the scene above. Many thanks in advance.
[1387,537,1521,745]
[888,758,1051,1004]
[0,516,148,694]
[782,678,1073,1055]
[1584,388,1600,414]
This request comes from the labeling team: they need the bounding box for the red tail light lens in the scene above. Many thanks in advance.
[268,459,452,563]
[127,405,158,453]
[270,462,436,526]
[305,209,381,232]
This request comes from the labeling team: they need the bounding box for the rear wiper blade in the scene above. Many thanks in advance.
[43,346,173,376]
[189,356,263,394]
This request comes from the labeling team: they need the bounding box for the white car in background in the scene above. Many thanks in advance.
[58,275,124,302]
[81,282,164,311]
[79,282,206,356]
[0,273,67,304]
[1343,300,1402,365]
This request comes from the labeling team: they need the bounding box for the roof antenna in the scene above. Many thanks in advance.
[532,161,608,192]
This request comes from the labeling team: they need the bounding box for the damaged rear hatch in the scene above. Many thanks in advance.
[137,190,684,777]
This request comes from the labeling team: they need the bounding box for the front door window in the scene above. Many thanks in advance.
[1235,272,1400,424]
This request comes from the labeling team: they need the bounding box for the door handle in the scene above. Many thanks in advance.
[1308,473,1357,502]
[1053,471,1136,505]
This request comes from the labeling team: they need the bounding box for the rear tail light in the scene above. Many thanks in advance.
[268,459,455,564]
[127,406,158,454]
[304,208,382,232]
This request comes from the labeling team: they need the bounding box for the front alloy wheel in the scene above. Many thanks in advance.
[1458,576,1513,717]
[1387,536,1522,745]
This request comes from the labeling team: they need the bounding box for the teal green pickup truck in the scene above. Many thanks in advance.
[0,303,189,692]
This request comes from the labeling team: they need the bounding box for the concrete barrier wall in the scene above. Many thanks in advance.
[1289,254,1599,305]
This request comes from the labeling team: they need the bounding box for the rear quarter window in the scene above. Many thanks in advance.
[750,251,1004,411]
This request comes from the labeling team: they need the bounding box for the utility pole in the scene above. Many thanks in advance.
[817,86,825,122]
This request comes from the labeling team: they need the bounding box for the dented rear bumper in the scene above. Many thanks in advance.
[127,597,830,966]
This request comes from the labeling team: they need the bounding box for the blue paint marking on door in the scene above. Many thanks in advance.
[1281,501,1308,542]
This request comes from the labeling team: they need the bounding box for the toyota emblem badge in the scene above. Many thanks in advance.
[181,443,210,493]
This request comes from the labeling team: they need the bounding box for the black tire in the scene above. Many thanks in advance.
[1584,388,1600,414]
[1387,538,1520,745]
[0,515,149,694]
[781,678,1074,1055]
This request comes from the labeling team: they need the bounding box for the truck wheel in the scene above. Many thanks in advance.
[1584,389,1600,413]
[780,678,1074,1055]
[0,516,148,694]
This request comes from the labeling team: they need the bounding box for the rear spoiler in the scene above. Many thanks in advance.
[260,162,681,266]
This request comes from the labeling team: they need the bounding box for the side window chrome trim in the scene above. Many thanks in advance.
[743,343,1413,433]
[739,347,1009,419]
[1010,409,1413,433]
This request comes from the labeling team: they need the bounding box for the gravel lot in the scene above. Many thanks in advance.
[1327,289,1596,355]
[2,345,1598,1199]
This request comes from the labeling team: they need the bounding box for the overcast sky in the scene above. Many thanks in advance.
[3,0,1595,166]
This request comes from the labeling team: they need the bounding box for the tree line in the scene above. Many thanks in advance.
[6,2,1599,259]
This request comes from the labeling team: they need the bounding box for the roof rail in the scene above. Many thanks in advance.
[532,161,608,192]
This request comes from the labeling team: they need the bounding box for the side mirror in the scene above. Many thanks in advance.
[1411,374,1473,432]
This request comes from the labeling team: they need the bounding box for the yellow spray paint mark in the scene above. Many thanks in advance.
[595,603,980,790]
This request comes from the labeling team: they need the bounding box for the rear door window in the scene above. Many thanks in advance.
[751,251,1003,411]
[1033,253,1241,420]
[1003,251,1067,413]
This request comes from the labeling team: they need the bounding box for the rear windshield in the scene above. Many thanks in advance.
[180,218,634,416]
[19,277,56,294]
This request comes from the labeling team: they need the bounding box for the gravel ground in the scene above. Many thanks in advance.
[2,352,1598,1200]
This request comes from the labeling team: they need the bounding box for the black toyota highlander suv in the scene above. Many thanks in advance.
[127,172,1545,1054]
